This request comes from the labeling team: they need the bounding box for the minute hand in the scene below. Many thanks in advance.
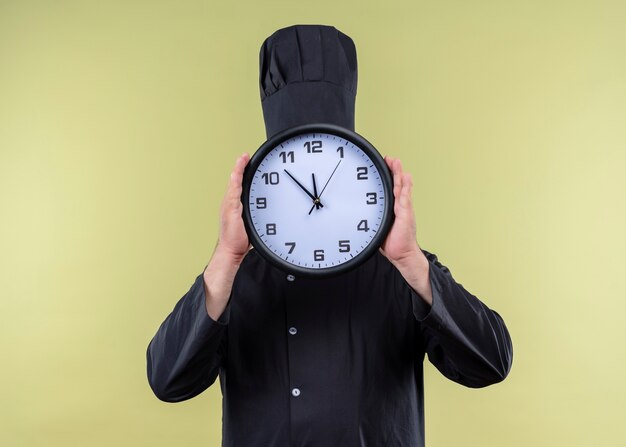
[283,169,324,207]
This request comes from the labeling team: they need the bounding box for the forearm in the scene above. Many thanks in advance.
[392,249,433,306]
[147,268,230,402]
[412,249,513,386]
[203,245,245,321]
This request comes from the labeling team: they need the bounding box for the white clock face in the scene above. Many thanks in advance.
[248,132,387,271]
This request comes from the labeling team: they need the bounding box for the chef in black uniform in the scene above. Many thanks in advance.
[147,24,513,447]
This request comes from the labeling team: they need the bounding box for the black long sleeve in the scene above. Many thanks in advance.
[146,271,230,402]
[406,249,513,388]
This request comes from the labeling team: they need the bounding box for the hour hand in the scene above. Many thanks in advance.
[283,169,324,207]
[308,160,341,215]
[311,173,322,211]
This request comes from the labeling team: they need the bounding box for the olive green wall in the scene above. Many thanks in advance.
[1,0,624,445]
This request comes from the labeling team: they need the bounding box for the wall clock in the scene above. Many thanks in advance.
[241,123,394,278]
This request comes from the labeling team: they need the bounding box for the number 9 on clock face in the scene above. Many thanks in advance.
[241,124,394,278]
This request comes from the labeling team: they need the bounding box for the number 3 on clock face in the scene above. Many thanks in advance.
[242,124,395,278]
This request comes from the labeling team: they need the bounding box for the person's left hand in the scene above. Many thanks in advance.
[380,156,425,268]
[379,156,433,304]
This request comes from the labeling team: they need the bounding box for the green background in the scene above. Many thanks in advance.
[1,0,625,445]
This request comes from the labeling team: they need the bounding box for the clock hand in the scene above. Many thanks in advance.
[283,169,324,208]
[311,173,322,212]
[318,160,342,197]
[309,160,342,215]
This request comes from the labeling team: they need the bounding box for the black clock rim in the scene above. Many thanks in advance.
[241,123,395,279]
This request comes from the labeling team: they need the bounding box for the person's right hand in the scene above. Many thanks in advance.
[215,153,251,264]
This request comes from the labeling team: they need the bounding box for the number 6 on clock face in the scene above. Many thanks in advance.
[242,124,395,278]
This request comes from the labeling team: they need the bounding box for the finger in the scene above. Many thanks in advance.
[237,152,250,171]
[233,153,250,177]
[384,155,393,171]
[226,154,248,204]
[394,158,404,176]
[391,158,402,199]
[386,156,401,200]
[399,172,413,209]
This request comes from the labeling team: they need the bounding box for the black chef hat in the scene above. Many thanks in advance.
[259,24,358,139]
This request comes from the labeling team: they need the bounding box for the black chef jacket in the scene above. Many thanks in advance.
[146,248,513,446]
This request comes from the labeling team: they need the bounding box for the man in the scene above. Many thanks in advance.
[147,24,513,446]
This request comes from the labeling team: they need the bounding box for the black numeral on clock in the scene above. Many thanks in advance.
[285,242,296,254]
[304,140,323,153]
[261,172,280,185]
[266,223,277,235]
[357,219,370,232]
[279,151,294,163]
[336,146,344,158]
[256,197,267,209]
[365,192,377,205]
[338,240,351,252]
[356,167,368,180]
[314,249,325,261]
